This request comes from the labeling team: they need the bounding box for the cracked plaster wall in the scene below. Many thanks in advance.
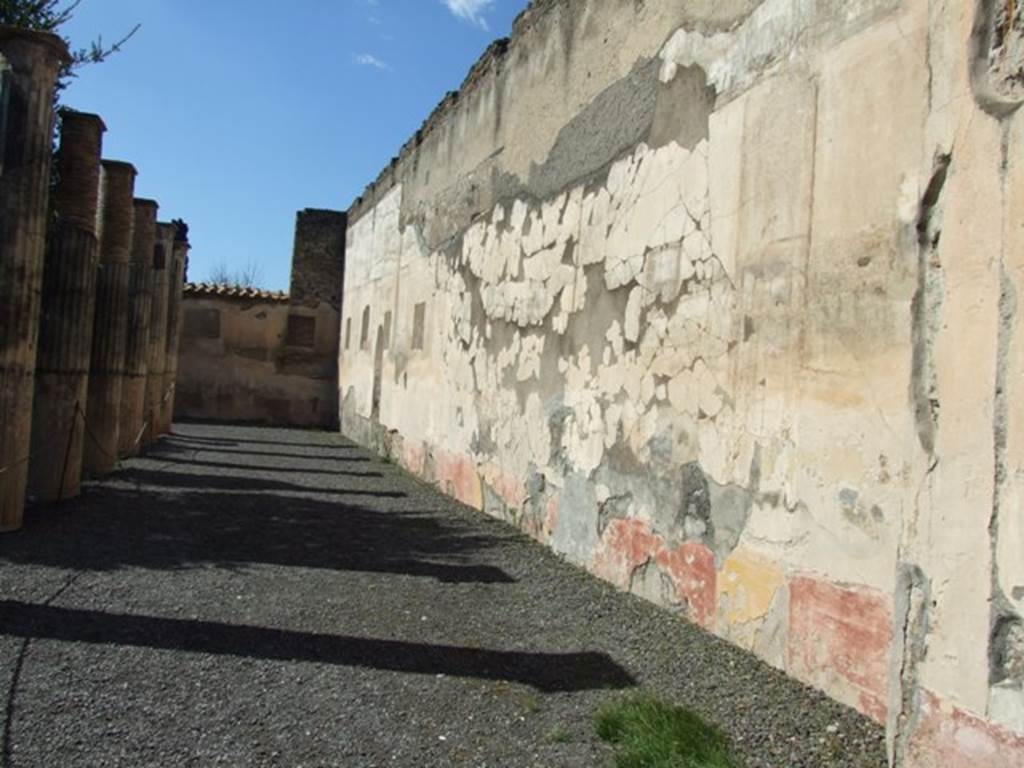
[177,295,339,428]
[338,1,1024,765]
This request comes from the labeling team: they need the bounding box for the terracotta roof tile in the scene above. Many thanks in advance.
[183,282,289,302]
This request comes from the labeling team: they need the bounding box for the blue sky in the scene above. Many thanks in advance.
[61,0,531,290]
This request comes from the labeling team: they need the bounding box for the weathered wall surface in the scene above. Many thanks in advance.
[289,208,347,310]
[175,286,339,428]
[338,1,1023,765]
[176,208,344,429]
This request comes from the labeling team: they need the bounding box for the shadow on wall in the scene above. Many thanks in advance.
[0,600,635,693]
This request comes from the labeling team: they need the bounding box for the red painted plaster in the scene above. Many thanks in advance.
[788,576,891,724]
[907,690,1024,768]
[656,541,717,630]
[594,519,716,629]
[400,439,426,477]
[435,449,483,510]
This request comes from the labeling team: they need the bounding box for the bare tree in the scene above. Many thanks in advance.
[206,259,264,289]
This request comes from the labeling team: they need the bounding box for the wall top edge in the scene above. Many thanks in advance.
[345,0,576,219]
[184,282,290,303]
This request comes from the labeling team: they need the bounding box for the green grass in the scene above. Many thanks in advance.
[546,724,572,744]
[518,693,542,714]
[596,696,739,768]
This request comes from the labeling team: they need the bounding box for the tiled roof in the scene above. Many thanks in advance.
[183,282,289,302]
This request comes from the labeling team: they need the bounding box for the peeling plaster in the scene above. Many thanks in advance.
[337,1,1024,762]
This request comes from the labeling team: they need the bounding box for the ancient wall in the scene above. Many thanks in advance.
[289,208,347,310]
[175,209,344,428]
[338,1,1024,766]
[175,285,339,428]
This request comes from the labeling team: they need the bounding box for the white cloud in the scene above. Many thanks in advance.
[354,53,391,70]
[441,0,495,30]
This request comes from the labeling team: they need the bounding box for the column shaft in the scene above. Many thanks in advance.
[83,160,136,475]
[142,223,173,446]
[29,110,105,503]
[117,198,157,457]
[0,27,69,531]
[159,232,188,435]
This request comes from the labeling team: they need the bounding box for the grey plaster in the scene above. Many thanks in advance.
[527,58,661,202]
[753,583,790,670]
[649,64,716,150]
[551,472,600,564]
[630,559,687,614]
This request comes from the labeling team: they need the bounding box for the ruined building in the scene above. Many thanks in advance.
[336,2,1024,767]
[3,2,1024,766]
[174,208,345,428]
[0,25,188,526]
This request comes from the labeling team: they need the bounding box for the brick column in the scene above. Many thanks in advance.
[117,198,157,457]
[28,110,105,503]
[142,222,173,446]
[0,27,69,531]
[159,225,188,435]
[83,160,136,475]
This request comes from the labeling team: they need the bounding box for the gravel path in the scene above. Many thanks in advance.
[0,423,887,767]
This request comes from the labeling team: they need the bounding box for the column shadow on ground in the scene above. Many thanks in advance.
[159,439,374,462]
[0,600,635,693]
[170,432,360,451]
[149,456,384,477]
[11,476,515,585]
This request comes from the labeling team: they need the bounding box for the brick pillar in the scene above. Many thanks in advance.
[0,27,69,531]
[159,226,188,435]
[117,198,157,457]
[142,222,173,446]
[28,110,105,503]
[83,160,136,476]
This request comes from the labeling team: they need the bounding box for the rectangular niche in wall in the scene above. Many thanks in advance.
[184,307,221,339]
[412,302,426,350]
[286,314,316,348]
[345,317,352,350]
[360,306,370,350]
[383,311,392,350]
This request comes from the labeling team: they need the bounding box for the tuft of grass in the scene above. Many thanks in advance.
[596,695,739,768]
[546,724,572,744]
[518,693,542,714]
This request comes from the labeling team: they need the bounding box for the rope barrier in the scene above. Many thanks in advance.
[0,381,177,484]
[0,419,68,476]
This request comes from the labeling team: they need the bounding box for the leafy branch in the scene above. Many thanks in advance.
[0,0,140,93]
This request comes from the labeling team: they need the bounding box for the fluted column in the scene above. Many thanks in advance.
[142,222,173,447]
[0,27,70,531]
[28,110,105,503]
[82,160,136,476]
[159,226,188,435]
[117,198,157,457]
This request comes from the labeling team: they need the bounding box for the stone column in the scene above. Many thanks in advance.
[159,225,188,435]
[0,27,69,532]
[82,160,136,476]
[28,110,105,503]
[117,198,157,457]
[142,222,173,447]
